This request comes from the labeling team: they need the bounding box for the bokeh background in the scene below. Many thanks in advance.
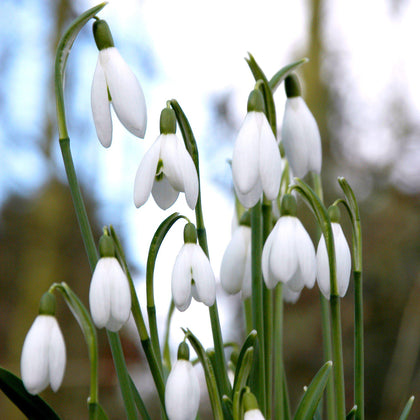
[1,0,420,418]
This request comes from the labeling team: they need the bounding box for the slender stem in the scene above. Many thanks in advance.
[354,270,364,420]
[250,200,266,414]
[243,298,253,335]
[273,283,284,420]
[163,300,176,376]
[107,332,138,420]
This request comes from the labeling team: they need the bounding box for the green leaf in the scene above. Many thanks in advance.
[293,361,333,420]
[128,376,151,420]
[88,402,109,420]
[269,58,309,93]
[0,367,60,419]
[232,348,254,419]
[399,396,415,420]
[337,177,360,222]
[233,329,257,392]
[346,405,357,419]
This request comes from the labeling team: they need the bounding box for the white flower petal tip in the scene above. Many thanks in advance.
[89,257,131,332]
[165,360,200,420]
[172,243,216,311]
[232,111,282,208]
[91,47,147,147]
[220,225,252,298]
[316,223,352,299]
[262,216,316,292]
[244,409,266,420]
[281,97,322,178]
[21,315,66,395]
[133,134,198,210]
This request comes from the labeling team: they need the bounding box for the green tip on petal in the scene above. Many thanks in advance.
[93,19,114,50]
[239,211,251,227]
[183,223,197,244]
[160,107,177,134]
[285,73,302,98]
[328,205,341,223]
[247,89,265,113]
[99,234,115,258]
[243,391,259,412]
[281,194,297,216]
[39,292,56,316]
[177,341,190,361]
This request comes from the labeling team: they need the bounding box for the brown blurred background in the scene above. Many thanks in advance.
[1,0,420,418]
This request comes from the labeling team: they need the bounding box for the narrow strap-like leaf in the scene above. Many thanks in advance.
[293,361,333,420]
[0,367,61,419]
[88,402,109,420]
[233,330,257,392]
[129,376,152,420]
[232,348,254,419]
[269,58,309,92]
[399,396,415,420]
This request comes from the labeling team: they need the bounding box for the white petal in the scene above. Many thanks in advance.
[332,223,352,297]
[89,258,113,328]
[232,112,260,195]
[21,315,53,394]
[107,259,131,332]
[100,48,147,138]
[235,179,262,209]
[91,56,112,148]
[152,175,179,210]
[48,319,66,392]
[257,114,282,200]
[241,244,252,299]
[262,225,278,289]
[283,284,301,304]
[316,234,330,299]
[269,216,298,284]
[220,226,250,295]
[178,145,198,209]
[294,219,316,289]
[172,245,193,311]
[133,137,162,208]
[165,360,200,420]
[191,245,216,307]
[244,408,266,420]
[160,134,185,191]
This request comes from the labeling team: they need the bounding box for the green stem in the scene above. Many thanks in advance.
[244,298,253,335]
[250,201,266,414]
[354,270,364,420]
[163,300,176,376]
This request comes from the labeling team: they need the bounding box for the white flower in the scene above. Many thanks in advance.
[220,225,252,299]
[172,243,216,311]
[244,409,266,420]
[281,96,322,178]
[316,222,351,299]
[165,359,200,420]
[262,215,316,292]
[21,315,66,395]
[91,47,147,148]
[133,133,198,210]
[283,283,301,304]
[89,257,131,332]
[232,111,282,208]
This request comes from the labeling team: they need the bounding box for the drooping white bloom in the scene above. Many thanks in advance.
[283,283,301,304]
[91,20,147,148]
[133,133,198,210]
[21,315,66,395]
[281,99,321,178]
[165,359,200,420]
[316,222,352,299]
[172,243,216,311]
[220,224,252,299]
[262,215,316,292]
[89,257,131,332]
[244,409,266,420]
[243,391,265,419]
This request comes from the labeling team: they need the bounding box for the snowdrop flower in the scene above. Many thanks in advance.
[316,206,352,299]
[91,19,147,148]
[89,234,131,332]
[243,391,265,420]
[21,292,66,395]
[172,223,216,311]
[281,73,322,178]
[220,212,252,298]
[232,88,282,208]
[283,283,301,304]
[134,107,198,210]
[262,194,316,292]
[165,342,200,420]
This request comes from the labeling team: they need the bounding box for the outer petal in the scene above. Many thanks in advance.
[91,57,113,147]
[152,175,179,210]
[100,48,147,138]
[89,258,112,329]
[257,113,282,200]
[21,315,52,394]
[235,180,262,209]
[241,244,252,299]
[172,245,193,311]
[232,112,260,195]
[160,134,184,191]
[220,226,250,295]
[165,360,200,420]
[316,234,330,299]
[283,284,301,304]
[262,224,278,289]
[134,136,162,208]
[294,218,316,289]
[48,319,66,392]
[177,145,199,209]
[191,245,216,307]
[108,258,131,332]
[244,408,266,420]
[332,223,352,297]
